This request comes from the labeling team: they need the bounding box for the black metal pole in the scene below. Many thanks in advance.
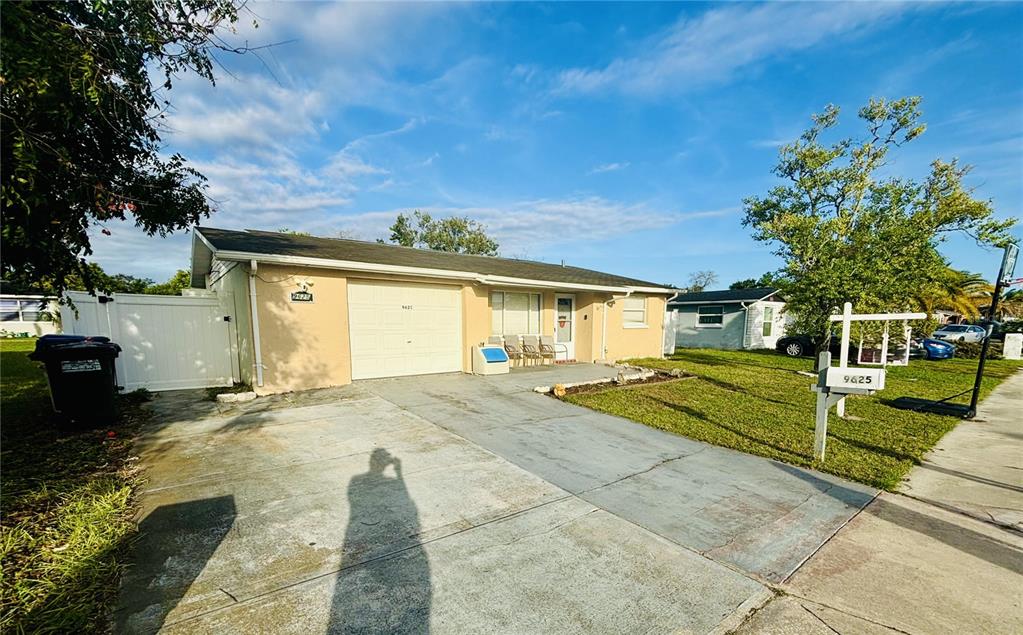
[967,260,1007,418]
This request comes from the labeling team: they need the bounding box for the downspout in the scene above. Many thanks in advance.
[248,259,264,388]
[740,301,751,350]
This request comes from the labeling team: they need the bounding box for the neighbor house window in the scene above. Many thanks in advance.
[0,299,20,322]
[0,299,50,322]
[491,292,541,335]
[622,297,647,327]
[762,307,774,337]
[697,305,724,327]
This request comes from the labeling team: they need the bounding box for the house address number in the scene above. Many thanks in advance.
[291,291,314,303]
[842,374,873,384]
[824,367,886,391]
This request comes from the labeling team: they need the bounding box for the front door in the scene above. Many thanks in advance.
[555,294,575,361]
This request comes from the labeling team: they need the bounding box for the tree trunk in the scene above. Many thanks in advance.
[813,336,831,371]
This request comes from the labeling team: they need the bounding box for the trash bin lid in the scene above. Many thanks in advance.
[30,334,118,360]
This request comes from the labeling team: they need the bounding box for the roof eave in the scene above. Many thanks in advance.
[211,248,675,294]
[190,231,216,288]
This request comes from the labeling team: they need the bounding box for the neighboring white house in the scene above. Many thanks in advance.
[1,294,59,337]
[667,287,788,350]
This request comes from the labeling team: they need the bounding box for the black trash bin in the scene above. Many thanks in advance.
[30,335,122,426]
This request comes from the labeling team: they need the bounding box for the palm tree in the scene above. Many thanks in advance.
[995,288,1023,319]
[916,268,993,322]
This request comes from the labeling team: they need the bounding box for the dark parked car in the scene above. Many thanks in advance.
[775,334,856,361]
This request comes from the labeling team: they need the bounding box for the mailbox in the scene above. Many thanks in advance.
[823,367,885,392]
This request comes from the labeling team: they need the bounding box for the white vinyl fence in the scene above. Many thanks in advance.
[663,310,681,356]
[61,291,236,392]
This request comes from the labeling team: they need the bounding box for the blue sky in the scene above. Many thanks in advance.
[90,1,1023,288]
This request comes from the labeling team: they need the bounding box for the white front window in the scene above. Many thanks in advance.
[622,296,647,327]
[491,292,542,335]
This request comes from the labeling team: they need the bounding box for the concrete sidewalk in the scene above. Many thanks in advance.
[738,371,1023,634]
[899,370,1023,531]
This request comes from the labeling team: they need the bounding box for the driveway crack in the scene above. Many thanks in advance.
[801,602,841,634]
[478,508,601,551]
[576,448,707,495]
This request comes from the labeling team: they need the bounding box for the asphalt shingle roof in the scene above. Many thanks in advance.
[668,287,780,304]
[196,227,669,290]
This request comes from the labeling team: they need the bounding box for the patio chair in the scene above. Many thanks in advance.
[522,335,549,365]
[503,336,526,367]
[540,335,569,363]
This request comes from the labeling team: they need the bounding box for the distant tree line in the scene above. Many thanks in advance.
[2,266,191,297]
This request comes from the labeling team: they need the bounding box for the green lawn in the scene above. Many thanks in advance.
[565,349,1023,490]
[1,338,147,633]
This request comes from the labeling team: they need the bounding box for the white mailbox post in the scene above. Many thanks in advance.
[812,302,927,462]
[828,302,926,418]
[811,351,884,461]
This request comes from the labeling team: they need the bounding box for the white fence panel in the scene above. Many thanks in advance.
[61,291,235,391]
[663,310,680,355]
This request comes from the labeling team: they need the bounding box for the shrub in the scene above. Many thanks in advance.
[951,340,1003,359]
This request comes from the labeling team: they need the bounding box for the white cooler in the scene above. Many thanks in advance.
[472,345,510,375]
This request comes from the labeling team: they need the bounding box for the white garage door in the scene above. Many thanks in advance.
[348,280,463,380]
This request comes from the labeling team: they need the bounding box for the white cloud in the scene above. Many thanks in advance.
[588,162,630,175]
[749,138,789,149]
[417,152,441,167]
[165,74,326,149]
[86,196,734,281]
[323,151,388,180]
[554,2,913,96]
[347,196,712,255]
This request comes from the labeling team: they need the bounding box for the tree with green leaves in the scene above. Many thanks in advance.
[912,268,993,335]
[385,210,499,256]
[742,97,1015,360]
[2,262,152,295]
[1001,289,1023,319]
[145,269,192,296]
[1,0,254,297]
[729,272,782,290]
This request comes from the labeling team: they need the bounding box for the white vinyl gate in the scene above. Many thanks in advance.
[61,291,236,391]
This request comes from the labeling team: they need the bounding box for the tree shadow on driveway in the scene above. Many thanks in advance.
[328,448,432,634]
[114,495,236,633]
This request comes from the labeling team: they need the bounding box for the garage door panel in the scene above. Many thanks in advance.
[348,280,463,380]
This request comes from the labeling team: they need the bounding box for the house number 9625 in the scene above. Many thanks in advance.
[843,375,873,384]
[402,305,413,310]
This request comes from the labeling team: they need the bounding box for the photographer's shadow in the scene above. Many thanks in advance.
[328,448,432,634]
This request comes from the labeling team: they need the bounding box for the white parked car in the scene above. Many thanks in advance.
[931,324,986,343]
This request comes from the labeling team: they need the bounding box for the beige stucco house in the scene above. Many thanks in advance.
[191,228,674,394]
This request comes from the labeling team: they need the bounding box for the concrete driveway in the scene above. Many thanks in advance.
[116,364,875,634]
